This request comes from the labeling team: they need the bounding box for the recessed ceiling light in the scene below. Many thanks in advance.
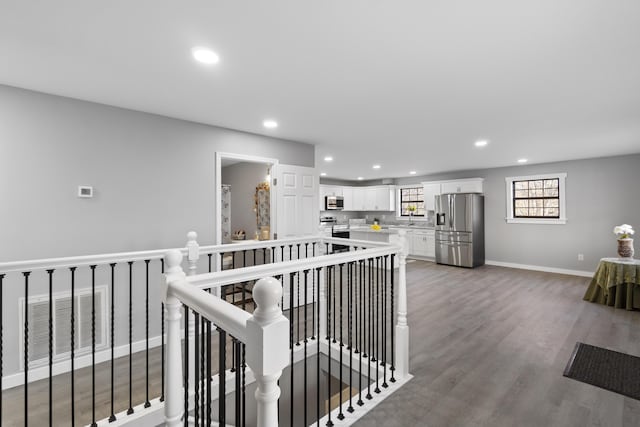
[372,164,381,169]
[263,119,278,129]
[517,158,528,163]
[409,171,417,175]
[475,140,489,147]
[191,47,220,64]
[357,177,364,180]
[324,156,333,162]
[320,172,327,177]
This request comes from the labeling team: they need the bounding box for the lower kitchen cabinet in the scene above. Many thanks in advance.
[405,229,435,258]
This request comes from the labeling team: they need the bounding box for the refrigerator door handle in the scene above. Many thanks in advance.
[449,195,454,229]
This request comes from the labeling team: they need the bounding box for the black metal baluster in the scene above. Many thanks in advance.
[390,255,396,383]
[375,257,381,394]
[183,305,189,427]
[218,287,227,426]
[337,263,344,421]
[23,271,31,427]
[253,248,256,266]
[326,266,333,427]
[316,267,321,426]
[303,269,309,427]
[332,265,336,343]
[348,262,355,413]
[106,264,116,421]
[296,269,301,346]
[127,262,134,415]
[311,243,316,340]
[160,259,165,403]
[89,266,97,426]
[194,312,200,426]
[220,252,225,271]
[47,269,54,427]
[218,325,226,425]
[206,320,212,427]
[69,268,76,425]
[383,255,389,388]
[208,253,212,273]
[357,261,364,407]
[200,317,205,425]
[262,247,267,264]
[243,250,247,267]
[289,244,293,262]
[242,343,246,427]
[143,260,151,408]
[232,251,236,270]
[235,338,241,427]
[289,272,295,427]
[297,243,301,261]
[280,245,284,262]
[366,258,372,400]
[0,274,3,426]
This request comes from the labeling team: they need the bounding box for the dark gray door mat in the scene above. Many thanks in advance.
[563,342,640,400]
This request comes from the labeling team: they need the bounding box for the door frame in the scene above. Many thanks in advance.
[215,152,279,246]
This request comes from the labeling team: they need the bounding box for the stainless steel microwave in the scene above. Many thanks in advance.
[325,196,344,210]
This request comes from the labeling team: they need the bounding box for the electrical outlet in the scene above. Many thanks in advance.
[578,254,584,261]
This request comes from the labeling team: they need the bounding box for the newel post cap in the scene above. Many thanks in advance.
[252,277,283,323]
[162,250,185,303]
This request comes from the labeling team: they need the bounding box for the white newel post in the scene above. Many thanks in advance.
[162,250,186,427]
[185,231,199,404]
[395,229,410,379]
[246,277,289,427]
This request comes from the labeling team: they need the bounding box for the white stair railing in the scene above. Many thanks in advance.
[162,249,289,427]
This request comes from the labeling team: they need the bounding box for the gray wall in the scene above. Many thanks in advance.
[221,161,269,238]
[0,85,314,377]
[395,154,640,272]
[0,84,314,261]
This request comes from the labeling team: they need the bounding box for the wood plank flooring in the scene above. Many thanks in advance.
[354,261,640,427]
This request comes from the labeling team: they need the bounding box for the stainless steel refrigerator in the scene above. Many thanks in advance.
[435,193,485,268]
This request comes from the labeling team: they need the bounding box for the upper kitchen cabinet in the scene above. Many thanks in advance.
[364,186,395,211]
[440,178,483,194]
[352,187,365,211]
[342,186,354,211]
[423,182,442,211]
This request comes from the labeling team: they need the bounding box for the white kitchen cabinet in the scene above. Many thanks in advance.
[423,183,441,211]
[361,186,395,211]
[396,228,435,258]
[352,187,366,210]
[342,186,354,210]
[440,178,483,194]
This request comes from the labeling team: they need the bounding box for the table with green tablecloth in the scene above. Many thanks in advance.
[583,257,640,310]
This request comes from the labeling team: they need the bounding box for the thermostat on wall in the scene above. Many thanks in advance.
[78,186,93,198]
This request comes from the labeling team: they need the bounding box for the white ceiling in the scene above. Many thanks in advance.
[2,1,639,180]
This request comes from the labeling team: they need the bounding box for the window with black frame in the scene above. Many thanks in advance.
[513,178,560,218]
[399,187,425,216]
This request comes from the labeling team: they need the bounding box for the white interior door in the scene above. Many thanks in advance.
[274,164,318,241]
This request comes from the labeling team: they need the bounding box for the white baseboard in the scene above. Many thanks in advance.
[485,260,593,278]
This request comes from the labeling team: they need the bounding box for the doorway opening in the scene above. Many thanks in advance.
[215,152,279,247]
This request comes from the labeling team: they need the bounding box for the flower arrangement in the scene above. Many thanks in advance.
[613,224,634,239]
[407,205,417,213]
[371,224,382,231]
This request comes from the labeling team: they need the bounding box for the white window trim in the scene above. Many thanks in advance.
[395,185,428,221]
[505,173,567,225]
